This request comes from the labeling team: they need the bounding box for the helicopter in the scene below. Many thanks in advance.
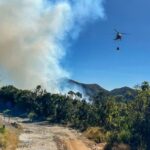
[114,29,127,50]
[114,29,126,41]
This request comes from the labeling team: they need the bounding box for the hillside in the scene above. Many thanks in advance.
[67,79,109,97]
[66,79,136,101]
[110,86,137,101]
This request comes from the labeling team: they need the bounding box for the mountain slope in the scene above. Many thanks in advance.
[110,87,137,101]
[67,79,109,98]
[111,86,136,96]
[65,79,136,101]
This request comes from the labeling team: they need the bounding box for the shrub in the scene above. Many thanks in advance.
[28,112,37,121]
[117,130,131,143]
[0,126,5,134]
[84,127,106,143]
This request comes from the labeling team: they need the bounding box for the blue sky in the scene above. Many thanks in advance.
[63,0,150,90]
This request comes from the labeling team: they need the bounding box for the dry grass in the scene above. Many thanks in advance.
[83,127,106,143]
[0,128,19,150]
[0,116,20,150]
[5,129,19,150]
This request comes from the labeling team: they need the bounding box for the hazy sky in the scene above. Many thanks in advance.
[64,0,150,90]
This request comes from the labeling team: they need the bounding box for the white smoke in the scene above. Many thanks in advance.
[0,0,105,92]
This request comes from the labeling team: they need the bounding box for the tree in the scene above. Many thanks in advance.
[34,85,45,96]
[68,91,75,98]
[141,81,150,91]
[76,92,82,99]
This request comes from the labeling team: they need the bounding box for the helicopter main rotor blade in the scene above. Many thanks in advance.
[114,29,118,32]
[121,33,130,35]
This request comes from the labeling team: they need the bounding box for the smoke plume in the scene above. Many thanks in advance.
[0,0,105,92]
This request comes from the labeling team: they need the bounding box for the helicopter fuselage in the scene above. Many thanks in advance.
[114,33,122,40]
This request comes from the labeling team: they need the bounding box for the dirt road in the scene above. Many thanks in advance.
[2,116,105,150]
[16,123,58,150]
[15,120,94,150]
[65,139,91,150]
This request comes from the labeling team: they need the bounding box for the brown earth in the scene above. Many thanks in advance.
[65,139,90,150]
[1,116,106,150]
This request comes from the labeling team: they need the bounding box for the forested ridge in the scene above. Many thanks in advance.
[0,81,150,149]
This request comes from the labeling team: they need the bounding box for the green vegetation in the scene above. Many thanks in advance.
[28,112,38,122]
[0,82,149,149]
[0,125,5,134]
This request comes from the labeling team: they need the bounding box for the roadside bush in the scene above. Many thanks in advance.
[28,112,37,122]
[84,127,106,143]
[106,130,131,144]
[0,125,5,134]
[117,130,131,143]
